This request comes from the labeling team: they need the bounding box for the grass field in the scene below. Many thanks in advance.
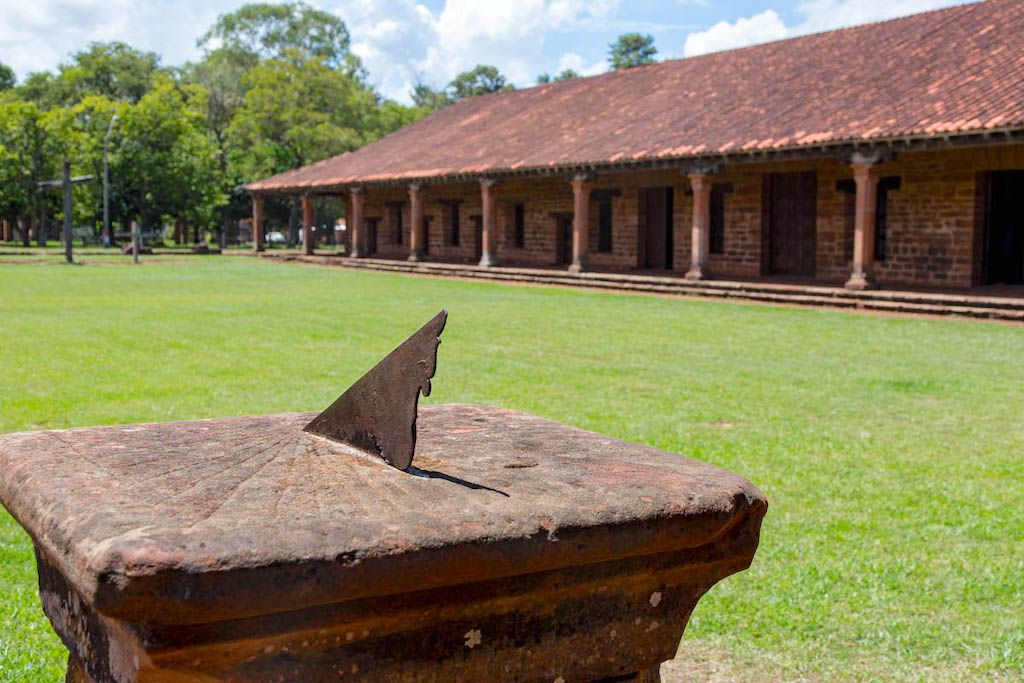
[1,257,1022,681]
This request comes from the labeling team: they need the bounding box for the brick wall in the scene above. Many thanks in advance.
[354,143,1024,288]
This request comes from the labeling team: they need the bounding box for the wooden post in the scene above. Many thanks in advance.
[685,172,713,280]
[349,187,365,258]
[131,219,140,264]
[63,161,73,264]
[408,183,425,261]
[252,195,265,253]
[569,174,593,273]
[478,179,499,267]
[845,161,881,290]
[302,194,315,255]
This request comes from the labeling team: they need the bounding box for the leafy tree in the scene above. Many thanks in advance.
[177,48,253,240]
[0,101,76,244]
[228,50,376,180]
[0,63,14,90]
[105,78,224,235]
[369,100,431,139]
[447,65,514,101]
[537,68,580,86]
[199,2,359,74]
[411,82,450,111]
[609,33,657,70]
[61,42,162,104]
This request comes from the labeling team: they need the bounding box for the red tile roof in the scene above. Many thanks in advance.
[249,0,1024,192]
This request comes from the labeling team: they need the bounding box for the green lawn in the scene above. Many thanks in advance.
[1,258,1021,681]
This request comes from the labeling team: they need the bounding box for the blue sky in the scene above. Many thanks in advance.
[1,0,963,103]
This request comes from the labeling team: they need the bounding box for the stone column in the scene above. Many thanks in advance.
[569,174,593,273]
[349,186,365,258]
[845,161,881,290]
[301,194,315,255]
[686,173,713,280]
[479,178,500,268]
[1,219,9,242]
[252,195,265,253]
[408,183,425,261]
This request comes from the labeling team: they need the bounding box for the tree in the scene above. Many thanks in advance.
[411,82,450,111]
[62,42,162,104]
[199,2,359,74]
[228,50,377,181]
[105,78,225,236]
[609,33,657,70]
[537,68,580,85]
[0,101,76,244]
[447,65,513,101]
[0,63,14,91]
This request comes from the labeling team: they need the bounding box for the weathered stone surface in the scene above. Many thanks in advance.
[0,404,766,681]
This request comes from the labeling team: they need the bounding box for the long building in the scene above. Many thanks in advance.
[247,0,1024,291]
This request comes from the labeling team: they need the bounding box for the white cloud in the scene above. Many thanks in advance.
[0,0,235,80]
[683,9,787,57]
[556,52,605,77]
[339,0,620,102]
[682,0,956,58]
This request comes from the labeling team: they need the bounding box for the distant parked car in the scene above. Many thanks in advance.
[266,231,286,244]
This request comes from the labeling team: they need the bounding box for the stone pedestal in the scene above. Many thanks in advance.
[0,405,766,681]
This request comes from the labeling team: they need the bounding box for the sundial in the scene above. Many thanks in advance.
[0,312,767,682]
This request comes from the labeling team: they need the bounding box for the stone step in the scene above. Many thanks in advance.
[260,254,1024,322]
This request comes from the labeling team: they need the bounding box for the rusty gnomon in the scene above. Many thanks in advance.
[304,309,446,471]
[0,311,766,682]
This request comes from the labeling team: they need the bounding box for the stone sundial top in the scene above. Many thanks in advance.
[0,404,766,627]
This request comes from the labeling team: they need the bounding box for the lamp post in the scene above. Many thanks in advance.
[103,114,118,248]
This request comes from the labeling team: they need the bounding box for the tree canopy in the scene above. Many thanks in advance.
[447,65,514,101]
[198,2,356,72]
[609,33,657,70]
[0,63,14,91]
[536,69,581,85]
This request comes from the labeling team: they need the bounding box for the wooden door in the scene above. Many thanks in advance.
[555,216,572,265]
[766,171,817,276]
[984,170,1024,284]
[365,218,378,255]
[471,215,483,261]
[644,187,673,269]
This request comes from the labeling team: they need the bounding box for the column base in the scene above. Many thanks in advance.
[684,266,711,281]
[568,262,587,273]
[349,248,364,259]
[478,252,499,268]
[408,252,425,262]
[844,271,877,290]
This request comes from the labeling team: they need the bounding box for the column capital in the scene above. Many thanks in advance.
[408,182,424,193]
[571,171,596,185]
[682,163,720,177]
[349,185,366,196]
[844,148,894,166]
[479,177,501,189]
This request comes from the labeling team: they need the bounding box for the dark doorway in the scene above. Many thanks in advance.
[470,215,483,261]
[644,187,673,269]
[984,170,1024,284]
[765,171,817,276]
[554,214,573,265]
[365,218,378,254]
